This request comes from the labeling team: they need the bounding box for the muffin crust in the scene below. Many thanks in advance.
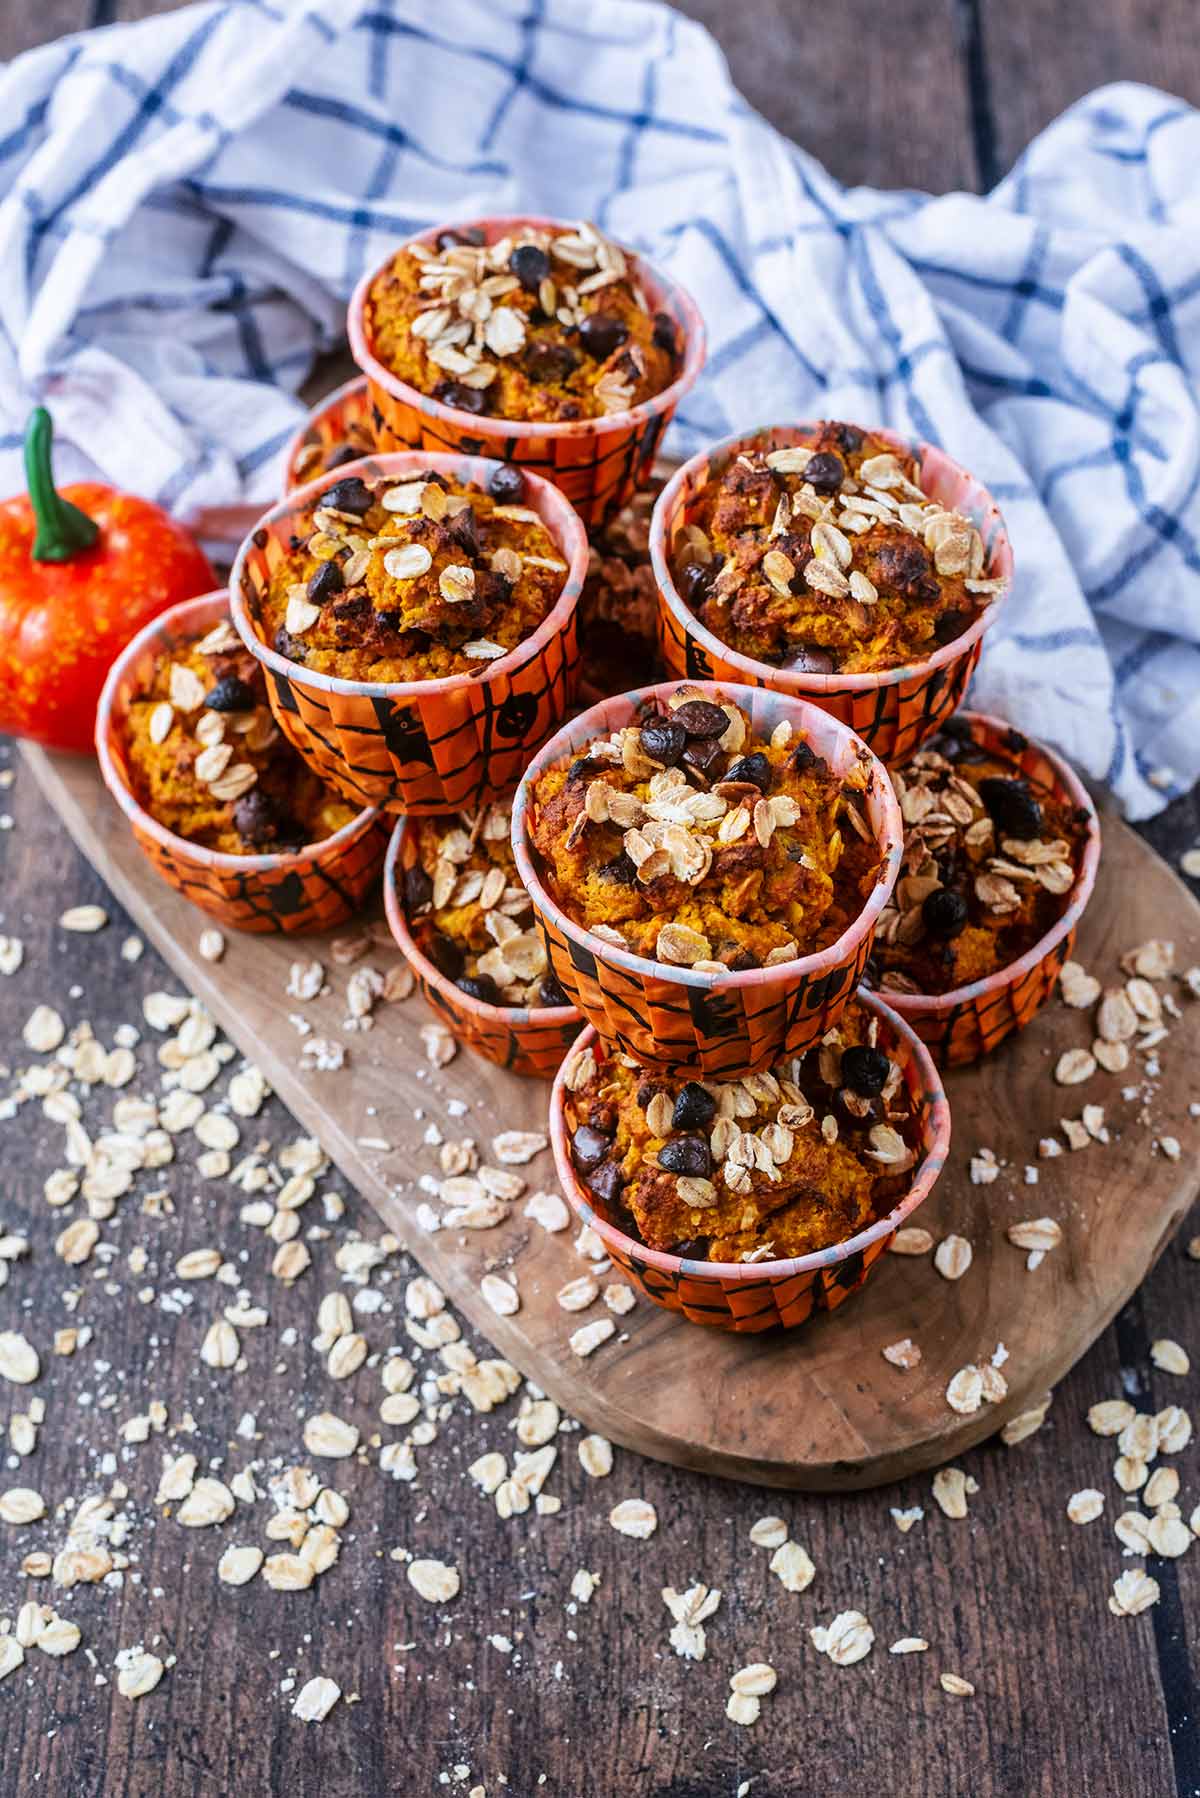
[675,422,1004,674]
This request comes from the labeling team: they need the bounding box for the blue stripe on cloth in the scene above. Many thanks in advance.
[355,10,724,142]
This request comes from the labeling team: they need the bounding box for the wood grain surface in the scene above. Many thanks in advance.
[4,3,1200,1797]
[23,740,1200,1495]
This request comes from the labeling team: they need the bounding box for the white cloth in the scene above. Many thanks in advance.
[1,0,1197,816]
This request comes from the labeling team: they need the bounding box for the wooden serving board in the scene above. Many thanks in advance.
[24,742,1200,1490]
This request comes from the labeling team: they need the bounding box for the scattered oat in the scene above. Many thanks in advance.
[292,1675,341,1722]
[940,1673,975,1697]
[934,1235,972,1281]
[1066,1489,1104,1524]
[1151,1339,1189,1377]
[1108,1568,1160,1616]
[578,1436,613,1478]
[407,1558,460,1604]
[610,1499,657,1540]
[810,1610,874,1667]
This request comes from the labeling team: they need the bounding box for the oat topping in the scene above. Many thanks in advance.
[563,998,921,1263]
[366,221,678,423]
[404,803,569,1011]
[873,723,1088,997]
[260,467,569,686]
[127,626,355,855]
[528,685,882,971]
[674,423,1003,675]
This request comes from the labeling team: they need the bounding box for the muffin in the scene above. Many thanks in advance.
[257,465,569,686]
[673,421,1003,674]
[97,594,387,934]
[402,802,570,1011]
[362,221,680,425]
[561,995,922,1264]
[526,684,883,973]
[124,614,355,853]
[873,717,1094,998]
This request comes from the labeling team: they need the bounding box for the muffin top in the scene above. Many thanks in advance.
[674,422,1004,675]
[125,617,357,855]
[526,685,884,971]
[562,997,920,1263]
[873,721,1090,996]
[364,221,679,424]
[403,803,570,1012]
[258,467,568,684]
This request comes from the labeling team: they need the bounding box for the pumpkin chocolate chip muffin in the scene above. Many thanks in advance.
[562,997,919,1263]
[403,802,570,1010]
[674,422,1004,674]
[259,467,567,684]
[872,719,1091,996]
[364,221,679,424]
[526,685,883,971]
[125,617,356,854]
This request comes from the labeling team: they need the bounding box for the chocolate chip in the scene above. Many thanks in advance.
[658,1134,711,1177]
[978,776,1043,840]
[682,736,723,773]
[791,740,818,771]
[323,443,360,471]
[803,451,844,493]
[1004,729,1029,755]
[934,607,971,646]
[577,312,628,360]
[404,865,433,914]
[724,752,771,793]
[652,311,677,353]
[571,1124,612,1172]
[781,646,834,674]
[672,1082,716,1131]
[728,947,759,970]
[447,505,480,558]
[307,559,343,604]
[832,423,863,454]
[671,700,729,738]
[456,974,502,1005]
[537,972,570,1009]
[598,851,637,886]
[679,561,714,605]
[636,1080,667,1112]
[436,229,478,250]
[840,1044,891,1097]
[488,464,525,503]
[232,789,281,847]
[922,887,969,938]
[639,719,687,766]
[568,755,603,782]
[427,934,465,981]
[587,1159,625,1205]
[323,476,374,516]
[510,243,551,292]
[524,340,578,385]
[432,380,488,415]
[203,675,256,713]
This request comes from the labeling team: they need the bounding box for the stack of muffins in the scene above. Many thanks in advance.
[96,216,1100,1332]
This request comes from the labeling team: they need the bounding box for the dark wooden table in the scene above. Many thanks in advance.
[2,5,1199,1797]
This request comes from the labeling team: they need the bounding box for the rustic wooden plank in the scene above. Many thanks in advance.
[981,0,1200,179]
[676,0,977,191]
[0,0,91,59]
[0,750,1192,1796]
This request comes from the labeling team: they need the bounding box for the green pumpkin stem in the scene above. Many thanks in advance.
[25,407,99,563]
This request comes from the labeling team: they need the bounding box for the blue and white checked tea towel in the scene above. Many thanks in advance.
[1,0,1197,817]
